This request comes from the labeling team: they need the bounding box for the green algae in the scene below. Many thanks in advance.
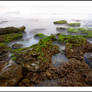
[0,42,9,53]
[54,20,67,24]
[0,43,8,47]
[67,27,88,34]
[34,33,47,39]
[68,22,80,27]
[78,28,88,33]
[0,33,23,43]
[57,34,86,46]
[11,34,59,72]
[67,28,79,33]
[85,31,92,38]
[0,26,25,43]
[11,34,59,62]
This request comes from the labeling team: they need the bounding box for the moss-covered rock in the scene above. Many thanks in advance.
[67,27,88,34]
[68,22,80,27]
[67,28,79,33]
[57,34,85,44]
[0,26,25,35]
[11,37,59,71]
[65,37,92,60]
[0,33,23,43]
[78,28,88,33]
[85,31,92,38]
[54,20,67,24]
[34,33,47,39]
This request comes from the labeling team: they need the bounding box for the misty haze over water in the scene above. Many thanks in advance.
[0,1,92,21]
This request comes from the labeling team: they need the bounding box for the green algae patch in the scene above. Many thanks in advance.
[54,20,67,24]
[40,34,56,43]
[0,33,23,43]
[68,22,80,27]
[0,42,10,61]
[67,27,88,33]
[85,31,92,38]
[57,34,69,43]
[0,26,25,43]
[56,27,66,30]
[34,33,47,39]
[57,34,86,45]
[67,28,79,33]
[0,43,9,51]
[66,36,86,47]
[78,28,88,33]
[0,43,8,47]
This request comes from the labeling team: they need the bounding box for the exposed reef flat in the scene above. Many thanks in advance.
[0,19,92,86]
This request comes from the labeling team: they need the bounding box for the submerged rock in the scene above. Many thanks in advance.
[84,53,92,69]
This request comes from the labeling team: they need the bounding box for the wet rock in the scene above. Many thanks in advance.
[0,26,25,43]
[0,26,25,35]
[15,44,59,71]
[0,43,9,61]
[84,53,92,69]
[0,63,23,86]
[65,39,92,61]
[0,61,8,72]
[18,65,59,86]
[12,43,23,49]
[12,38,59,71]
[58,58,92,86]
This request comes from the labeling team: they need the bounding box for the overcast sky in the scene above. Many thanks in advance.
[0,1,92,19]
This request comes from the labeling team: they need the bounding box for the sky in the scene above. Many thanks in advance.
[0,1,92,19]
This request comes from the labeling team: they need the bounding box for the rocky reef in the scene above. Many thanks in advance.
[0,19,92,86]
[58,58,92,86]
[0,26,25,43]
[11,36,59,71]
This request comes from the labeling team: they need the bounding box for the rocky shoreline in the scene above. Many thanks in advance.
[0,20,92,86]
